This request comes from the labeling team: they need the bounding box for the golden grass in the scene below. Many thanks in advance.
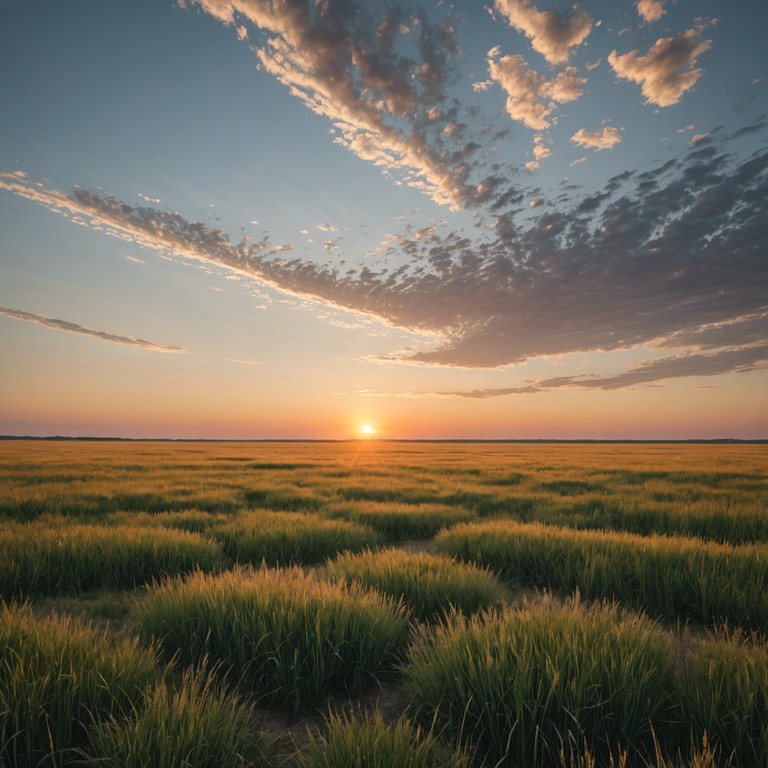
[1,439,766,766]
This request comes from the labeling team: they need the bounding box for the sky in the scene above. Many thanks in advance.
[0,0,766,439]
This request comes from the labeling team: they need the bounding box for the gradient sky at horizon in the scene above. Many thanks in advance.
[1,0,766,439]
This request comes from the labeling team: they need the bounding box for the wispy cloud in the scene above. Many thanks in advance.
[0,307,185,353]
[608,30,712,107]
[438,344,768,397]
[224,357,263,366]
[184,0,498,210]
[2,122,766,377]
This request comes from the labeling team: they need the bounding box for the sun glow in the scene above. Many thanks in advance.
[361,424,374,435]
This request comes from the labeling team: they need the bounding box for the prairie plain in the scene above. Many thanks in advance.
[1,439,766,767]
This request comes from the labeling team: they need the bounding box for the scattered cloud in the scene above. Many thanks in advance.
[608,30,712,107]
[487,50,586,129]
[185,0,495,210]
[439,344,768,397]
[532,133,551,160]
[124,254,146,265]
[0,306,185,353]
[571,126,622,150]
[570,156,586,166]
[3,124,767,375]
[637,0,666,24]
[493,0,592,65]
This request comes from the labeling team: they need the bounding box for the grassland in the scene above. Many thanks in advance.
[0,439,766,767]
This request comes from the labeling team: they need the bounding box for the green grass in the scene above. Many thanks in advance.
[295,710,472,768]
[82,667,274,768]
[0,603,157,768]
[137,565,410,713]
[435,520,768,632]
[405,598,676,767]
[0,521,228,596]
[105,508,230,533]
[676,630,768,766]
[324,548,509,623]
[324,501,478,541]
[212,510,380,565]
[1,441,766,766]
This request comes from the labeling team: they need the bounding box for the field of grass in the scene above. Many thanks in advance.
[0,439,766,767]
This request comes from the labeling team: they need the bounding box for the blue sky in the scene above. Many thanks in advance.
[1,0,766,438]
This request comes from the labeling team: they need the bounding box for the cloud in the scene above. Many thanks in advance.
[0,307,185,353]
[532,134,551,160]
[438,344,768,397]
[185,0,499,210]
[487,51,586,129]
[493,0,591,65]
[571,126,622,150]
[608,30,712,107]
[637,0,666,24]
[3,133,767,375]
[224,357,263,365]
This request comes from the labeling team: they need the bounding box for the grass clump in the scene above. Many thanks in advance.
[405,598,675,767]
[0,603,157,768]
[325,502,478,541]
[295,710,472,768]
[212,510,380,565]
[325,548,508,623]
[106,508,229,533]
[676,630,768,766]
[0,521,227,596]
[82,668,274,768]
[435,520,768,632]
[137,565,410,712]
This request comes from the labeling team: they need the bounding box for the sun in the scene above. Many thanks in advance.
[361,424,374,436]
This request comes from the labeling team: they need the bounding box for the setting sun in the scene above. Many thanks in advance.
[361,424,374,435]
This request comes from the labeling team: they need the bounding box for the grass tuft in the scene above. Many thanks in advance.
[212,510,380,565]
[405,597,676,767]
[435,520,768,632]
[325,548,508,622]
[0,603,157,768]
[295,710,472,768]
[0,521,228,596]
[82,667,274,768]
[137,565,410,712]
[676,629,768,766]
[324,502,478,541]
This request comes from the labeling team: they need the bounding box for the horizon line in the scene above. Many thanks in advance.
[1,435,766,444]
